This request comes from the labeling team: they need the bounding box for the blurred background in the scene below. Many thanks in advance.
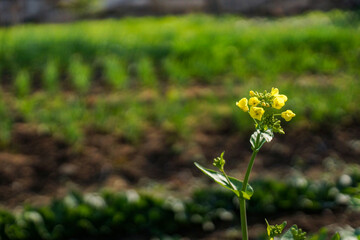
[1,1,360,239]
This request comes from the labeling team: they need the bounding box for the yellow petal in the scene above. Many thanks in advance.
[236,98,249,112]
[277,94,288,102]
[249,97,260,106]
[271,87,279,96]
[249,106,265,121]
[272,96,285,109]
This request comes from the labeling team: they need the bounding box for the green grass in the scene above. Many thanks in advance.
[0,10,359,144]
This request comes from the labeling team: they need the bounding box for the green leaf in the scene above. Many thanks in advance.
[194,162,254,199]
[281,225,306,240]
[250,129,274,151]
[331,233,341,240]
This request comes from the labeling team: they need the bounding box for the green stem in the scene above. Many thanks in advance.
[239,133,260,240]
[221,169,236,191]
[242,149,258,192]
[239,197,248,240]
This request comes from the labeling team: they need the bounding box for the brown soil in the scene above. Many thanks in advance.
[1,121,360,236]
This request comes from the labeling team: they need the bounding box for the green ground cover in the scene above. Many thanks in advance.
[0,10,359,145]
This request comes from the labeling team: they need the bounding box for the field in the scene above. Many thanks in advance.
[0,10,360,239]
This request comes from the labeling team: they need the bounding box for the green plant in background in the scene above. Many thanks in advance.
[163,57,190,86]
[43,60,60,93]
[14,69,31,97]
[0,11,360,144]
[154,87,194,139]
[1,11,360,86]
[68,56,92,93]
[137,57,158,89]
[16,94,86,147]
[195,88,338,239]
[102,56,128,90]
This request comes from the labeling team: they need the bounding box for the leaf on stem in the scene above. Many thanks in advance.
[194,162,254,200]
[250,129,274,151]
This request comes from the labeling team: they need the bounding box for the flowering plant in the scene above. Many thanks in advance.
[195,88,339,239]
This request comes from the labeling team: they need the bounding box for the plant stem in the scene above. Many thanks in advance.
[239,133,260,240]
[221,169,236,191]
[239,197,248,240]
[238,150,258,240]
[242,149,258,193]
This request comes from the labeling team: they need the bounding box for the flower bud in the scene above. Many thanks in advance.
[281,110,296,121]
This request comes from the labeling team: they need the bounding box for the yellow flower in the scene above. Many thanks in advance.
[271,87,279,96]
[272,95,288,109]
[249,106,265,121]
[281,110,296,121]
[236,98,249,112]
[249,97,260,106]
[249,90,255,97]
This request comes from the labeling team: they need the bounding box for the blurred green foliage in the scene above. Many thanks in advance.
[102,56,128,90]
[0,170,360,239]
[0,11,359,144]
[14,70,31,97]
[43,60,60,93]
[1,11,359,83]
[68,56,92,93]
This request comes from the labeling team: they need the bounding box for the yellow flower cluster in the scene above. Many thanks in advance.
[235,87,295,133]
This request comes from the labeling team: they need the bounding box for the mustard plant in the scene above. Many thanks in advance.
[195,88,339,239]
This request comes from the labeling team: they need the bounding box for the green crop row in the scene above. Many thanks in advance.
[0,11,359,92]
[0,169,359,239]
[0,11,359,146]
[1,72,359,146]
